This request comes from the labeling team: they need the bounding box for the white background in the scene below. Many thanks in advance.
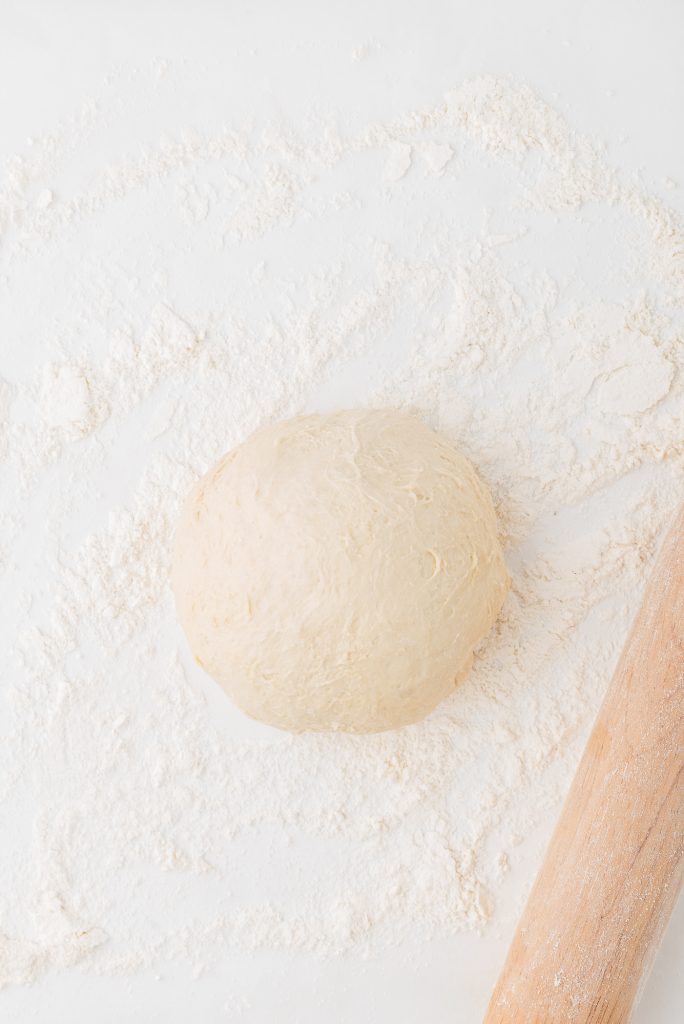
[1,1,683,1021]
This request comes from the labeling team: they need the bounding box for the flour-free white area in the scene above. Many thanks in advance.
[1,3,683,1022]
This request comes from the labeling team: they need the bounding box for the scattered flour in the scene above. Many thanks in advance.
[0,72,682,992]
[383,142,412,183]
[419,141,453,176]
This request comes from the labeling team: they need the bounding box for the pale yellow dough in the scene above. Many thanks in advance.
[172,409,509,733]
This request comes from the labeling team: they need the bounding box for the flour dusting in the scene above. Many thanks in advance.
[0,72,682,989]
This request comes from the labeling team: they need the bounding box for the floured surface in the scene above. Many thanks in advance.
[0,10,683,1024]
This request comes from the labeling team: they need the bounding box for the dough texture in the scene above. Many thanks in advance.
[172,409,509,733]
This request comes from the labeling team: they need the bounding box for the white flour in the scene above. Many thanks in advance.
[0,73,682,989]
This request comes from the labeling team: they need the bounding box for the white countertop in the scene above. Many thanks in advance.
[1,2,682,1021]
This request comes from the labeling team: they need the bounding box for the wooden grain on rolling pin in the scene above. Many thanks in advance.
[484,504,684,1024]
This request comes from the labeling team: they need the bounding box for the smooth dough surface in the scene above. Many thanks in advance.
[172,409,509,733]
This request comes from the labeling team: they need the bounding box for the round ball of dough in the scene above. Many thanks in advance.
[172,409,509,733]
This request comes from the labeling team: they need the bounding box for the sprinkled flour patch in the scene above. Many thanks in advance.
[40,364,97,431]
[594,332,674,416]
[419,141,453,176]
[383,142,412,183]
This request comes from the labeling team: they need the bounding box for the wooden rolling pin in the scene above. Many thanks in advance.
[484,504,684,1024]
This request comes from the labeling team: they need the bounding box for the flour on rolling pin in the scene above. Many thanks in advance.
[0,73,682,988]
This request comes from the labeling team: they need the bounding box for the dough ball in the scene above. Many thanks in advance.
[172,409,509,733]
